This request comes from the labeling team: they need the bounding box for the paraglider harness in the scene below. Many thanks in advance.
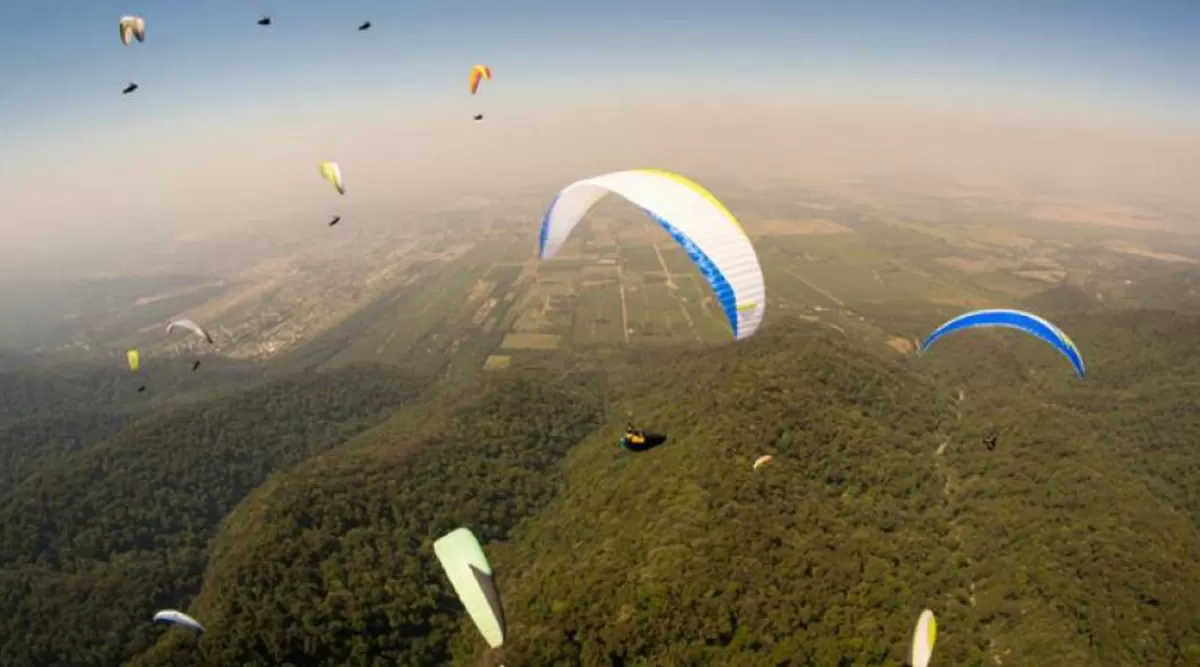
[622,423,648,446]
[620,422,666,452]
[983,431,997,451]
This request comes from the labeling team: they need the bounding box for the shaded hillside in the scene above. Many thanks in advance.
[0,357,266,422]
[0,410,136,495]
[1124,267,1200,315]
[128,372,605,667]
[0,364,428,667]
[0,348,35,372]
[0,358,266,495]
[0,363,146,420]
[1019,283,1098,313]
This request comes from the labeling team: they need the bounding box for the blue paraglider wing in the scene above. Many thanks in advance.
[919,308,1085,377]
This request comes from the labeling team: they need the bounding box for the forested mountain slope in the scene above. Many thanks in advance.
[3,309,1200,666]
[127,371,605,667]
[480,311,1200,666]
[0,357,265,495]
[129,313,1200,666]
[0,364,428,667]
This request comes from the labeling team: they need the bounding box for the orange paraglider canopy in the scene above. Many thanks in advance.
[468,64,492,94]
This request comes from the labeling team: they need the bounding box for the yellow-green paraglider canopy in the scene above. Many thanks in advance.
[433,527,506,649]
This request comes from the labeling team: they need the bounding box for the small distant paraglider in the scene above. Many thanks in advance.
[153,610,206,633]
[328,216,341,227]
[257,16,272,26]
[469,64,491,120]
[127,349,145,392]
[117,18,145,97]
[983,430,997,451]
[434,527,506,651]
[752,455,774,471]
[166,318,214,345]
[468,64,491,95]
[167,320,212,373]
[909,609,937,667]
[919,308,1086,377]
[118,16,146,46]
[319,161,345,195]
[358,21,372,31]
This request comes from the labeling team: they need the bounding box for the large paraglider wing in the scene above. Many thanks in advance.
[919,308,1085,377]
[539,169,765,340]
[126,349,140,371]
[908,609,937,667]
[433,527,506,648]
[167,318,214,344]
[153,609,206,633]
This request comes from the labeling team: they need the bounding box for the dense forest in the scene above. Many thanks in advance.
[0,357,262,496]
[2,304,1200,666]
[0,364,427,666]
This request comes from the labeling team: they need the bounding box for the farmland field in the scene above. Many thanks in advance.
[260,189,1200,374]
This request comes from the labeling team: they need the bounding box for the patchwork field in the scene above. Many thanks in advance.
[500,333,564,350]
[267,192,1200,374]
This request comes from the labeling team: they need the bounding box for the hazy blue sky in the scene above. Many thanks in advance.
[3,0,1197,137]
[0,0,1198,275]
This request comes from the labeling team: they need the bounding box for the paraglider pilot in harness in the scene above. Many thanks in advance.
[620,421,667,452]
[624,422,646,446]
[983,430,997,451]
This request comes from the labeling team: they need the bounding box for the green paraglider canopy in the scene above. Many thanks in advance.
[433,527,506,649]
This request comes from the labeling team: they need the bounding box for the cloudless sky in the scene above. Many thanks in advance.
[0,0,1198,275]
[3,0,1198,140]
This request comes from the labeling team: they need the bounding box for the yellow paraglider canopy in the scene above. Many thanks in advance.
[126,349,140,371]
[909,609,937,667]
[319,161,345,195]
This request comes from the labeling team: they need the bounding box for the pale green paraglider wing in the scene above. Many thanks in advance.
[433,527,505,648]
